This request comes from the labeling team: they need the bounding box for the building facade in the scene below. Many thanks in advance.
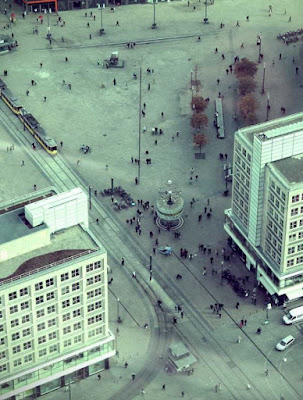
[0,188,115,400]
[224,112,303,303]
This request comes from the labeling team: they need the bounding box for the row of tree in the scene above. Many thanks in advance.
[234,58,259,125]
[190,96,208,152]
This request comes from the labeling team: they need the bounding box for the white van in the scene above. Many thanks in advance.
[283,305,303,325]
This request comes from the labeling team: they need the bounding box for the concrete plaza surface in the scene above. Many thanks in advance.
[1,0,303,399]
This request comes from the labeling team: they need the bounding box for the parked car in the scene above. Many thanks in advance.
[276,335,295,351]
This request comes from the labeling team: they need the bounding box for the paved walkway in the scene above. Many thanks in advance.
[1,0,303,399]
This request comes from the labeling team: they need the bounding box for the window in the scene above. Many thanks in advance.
[73,309,81,318]
[86,264,94,273]
[61,272,69,282]
[47,305,56,314]
[95,288,102,296]
[12,333,20,341]
[71,269,80,278]
[72,296,80,305]
[73,322,81,331]
[23,341,32,350]
[24,354,33,363]
[10,305,18,314]
[46,278,54,287]
[96,314,102,322]
[88,317,95,325]
[298,244,303,251]
[282,192,286,201]
[63,326,71,335]
[95,301,102,309]
[292,195,300,203]
[247,154,251,162]
[49,332,57,340]
[289,234,296,242]
[37,322,46,331]
[62,300,70,308]
[0,351,5,360]
[88,330,95,338]
[87,277,94,286]
[242,148,246,157]
[276,187,281,195]
[72,282,80,291]
[46,292,55,301]
[94,261,101,269]
[11,319,19,328]
[38,336,46,344]
[21,301,29,310]
[9,291,17,301]
[36,295,44,305]
[61,286,70,295]
[300,219,303,227]
[299,232,303,239]
[39,349,47,357]
[0,338,4,346]
[48,318,56,328]
[37,309,45,318]
[74,335,82,344]
[22,315,30,324]
[288,247,295,255]
[87,290,94,299]
[13,358,22,367]
[0,364,7,372]
[88,304,94,312]
[290,221,297,229]
[64,339,72,347]
[13,345,21,354]
[63,312,70,322]
[35,282,43,291]
[94,275,101,283]
[49,344,58,353]
[23,328,30,337]
[297,256,303,264]
[20,288,28,296]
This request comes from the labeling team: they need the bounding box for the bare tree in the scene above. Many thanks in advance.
[191,96,208,113]
[239,94,258,124]
[191,113,208,131]
[235,58,258,79]
[193,134,207,153]
[238,76,257,96]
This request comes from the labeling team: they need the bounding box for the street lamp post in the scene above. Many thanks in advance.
[88,185,92,210]
[138,67,142,184]
[45,8,51,39]
[152,0,157,29]
[204,0,208,23]
[258,35,262,63]
[191,70,193,101]
[98,3,105,35]
[220,260,224,285]
[266,92,270,121]
[261,62,266,94]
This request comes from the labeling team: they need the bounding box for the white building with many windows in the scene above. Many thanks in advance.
[0,188,115,399]
[224,112,303,302]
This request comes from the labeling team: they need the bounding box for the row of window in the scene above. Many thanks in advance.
[289,220,303,230]
[12,341,32,354]
[269,193,285,214]
[288,244,303,254]
[35,278,54,291]
[270,181,286,202]
[8,287,29,301]
[287,257,303,267]
[236,142,252,162]
[61,282,81,295]
[291,194,303,203]
[288,232,303,242]
[265,243,281,266]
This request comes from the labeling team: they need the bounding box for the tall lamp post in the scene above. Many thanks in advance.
[266,92,270,121]
[88,185,92,210]
[138,67,142,184]
[45,8,51,39]
[257,34,262,63]
[152,0,157,29]
[98,3,105,35]
[261,62,266,94]
[204,0,208,23]
[117,298,121,323]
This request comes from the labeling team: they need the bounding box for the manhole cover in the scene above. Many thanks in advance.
[195,153,205,159]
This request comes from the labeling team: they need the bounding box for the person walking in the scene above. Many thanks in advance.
[113,78,116,85]
[116,20,120,26]
[132,373,136,380]
[235,302,239,309]
[121,258,125,266]
[162,384,166,391]
[97,374,101,380]
[181,391,185,397]
[96,218,99,225]
[141,389,145,396]
[237,335,241,344]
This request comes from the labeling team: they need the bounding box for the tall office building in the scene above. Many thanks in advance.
[0,188,115,400]
[224,112,303,303]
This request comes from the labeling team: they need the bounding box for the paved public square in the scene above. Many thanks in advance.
[1,0,303,399]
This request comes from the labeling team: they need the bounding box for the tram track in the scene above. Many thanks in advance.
[0,105,300,399]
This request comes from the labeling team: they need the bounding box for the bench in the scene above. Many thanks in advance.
[215,98,225,139]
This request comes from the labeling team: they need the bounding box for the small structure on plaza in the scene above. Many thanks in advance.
[156,180,184,231]
[0,34,16,55]
[167,342,197,373]
[104,51,125,68]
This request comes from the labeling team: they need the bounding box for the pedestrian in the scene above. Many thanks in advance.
[124,362,128,368]
[26,90,29,96]
[198,214,202,222]
[113,78,116,85]
[215,47,218,53]
[68,83,72,89]
[97,374,101,380]
[244,319,247,326]
[195,175,198,180]
[162,384,166,391]
[246,16,249,21]
[161,112,164,118]
[265,369,269,376]
[21,160,25,166]
[77,160,80,165]
[190,167,194,174]
[236,20,240,26]
[89,34,92,39]
[221,54,225,60]
[215,384,218,392]
[60,141,63,147]
[154,139,157,145]
[181,311,184,318]
[247,383,251,390]
[279,53,282,60]
[33,184,37,191]
[141,389,145,396]
[87,22,90,27]
[296,67,299,74]
[237,335,241,343]
[116,20,120,26]
[217,78,220,84]
[235,302,239,309]
[96,218,99,225]
[44,96,47,102]
[256,327,261,334]
[121,258,125,266]
[40,62,43,68]
[132,373,136,380]
[288,16,291,22]
[181,391,185,398]
[241,43,244,48]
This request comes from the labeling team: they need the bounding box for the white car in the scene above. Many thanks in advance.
[276,335,295,351]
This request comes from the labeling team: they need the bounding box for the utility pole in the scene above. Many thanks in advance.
[98,3,105,35]
[138,67,142,183]
[152,0,157,29]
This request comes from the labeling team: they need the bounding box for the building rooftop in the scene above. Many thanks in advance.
[271,154,303,185]
[236,112,303,144]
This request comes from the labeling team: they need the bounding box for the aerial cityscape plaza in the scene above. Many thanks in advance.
[0,0,303,399]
